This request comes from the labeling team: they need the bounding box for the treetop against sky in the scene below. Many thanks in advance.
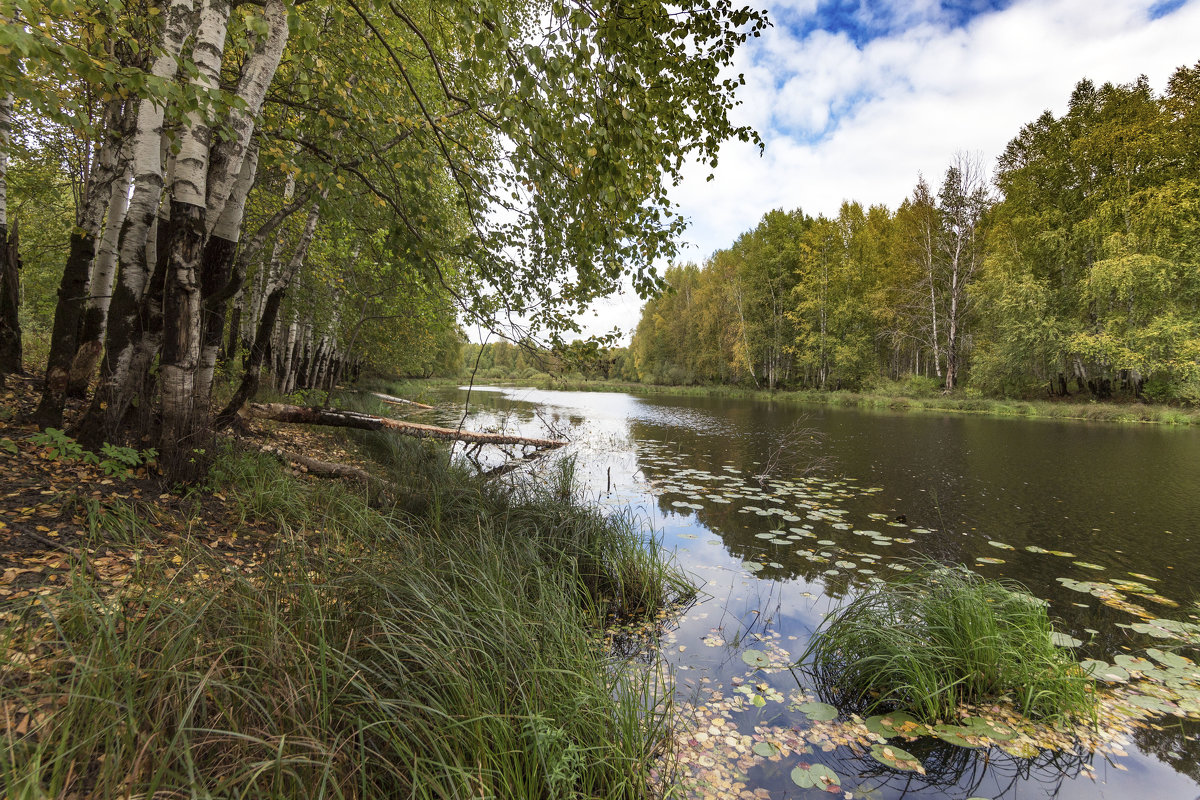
[577,0,1200,342]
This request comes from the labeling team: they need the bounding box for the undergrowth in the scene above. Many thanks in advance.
[797,564,1096,723]
[1,434,691,799]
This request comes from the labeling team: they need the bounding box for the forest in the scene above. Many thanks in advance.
[627,66,1200,404]
[0,2,767,798]
[0,0,767,479]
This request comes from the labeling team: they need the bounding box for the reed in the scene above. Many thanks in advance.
[797,564,1095,723]
[3,437,690,798]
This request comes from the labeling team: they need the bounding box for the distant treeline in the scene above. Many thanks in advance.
[460,340,634,383]
[628,65,1200,403]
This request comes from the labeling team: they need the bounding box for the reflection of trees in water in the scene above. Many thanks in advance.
[1132,717,1200,786]
[824,738,1092,800]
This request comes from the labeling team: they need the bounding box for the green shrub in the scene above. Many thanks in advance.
[797,564,1095,723]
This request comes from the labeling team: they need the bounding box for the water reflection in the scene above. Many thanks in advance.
[433,386,1200,799]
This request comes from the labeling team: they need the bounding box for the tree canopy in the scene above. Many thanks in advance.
[1,0,768,475]
[628,63,1200,404]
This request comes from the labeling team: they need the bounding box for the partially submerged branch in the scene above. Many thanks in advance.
[244,402,567,449]
[370,391,433,410]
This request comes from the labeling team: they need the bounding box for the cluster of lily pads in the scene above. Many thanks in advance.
[655,617,1200,800]
[637,445,932,580]
[628,442,1200,798]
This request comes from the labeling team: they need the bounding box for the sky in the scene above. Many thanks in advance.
[573,0,1200,344]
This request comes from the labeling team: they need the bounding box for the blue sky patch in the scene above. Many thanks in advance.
[780,0,1014,47]
[1148,0,1187,18]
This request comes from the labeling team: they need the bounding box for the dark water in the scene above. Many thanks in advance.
[434,386,1200,800]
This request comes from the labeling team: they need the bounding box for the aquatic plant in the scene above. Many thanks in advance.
[797,563,1096,722]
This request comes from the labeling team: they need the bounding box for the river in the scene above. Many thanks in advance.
[430,385,1200,800]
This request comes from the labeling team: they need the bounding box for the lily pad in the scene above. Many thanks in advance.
[1081,659,1130,682]
[1050,631,1083,648]
[741,649,771,668]
[1073,561,1105,571]
[957,715,1018,741]
[869,744,924,772]
[790,763,840,790]
[752,741,780,758]
[874,712,928,737]
[932,724,985,748]
[1115,654,1151,671]
[1147,648,1191,669]
[864,715,892,737]
[797,701,838,721]
[1124,694,1176,714]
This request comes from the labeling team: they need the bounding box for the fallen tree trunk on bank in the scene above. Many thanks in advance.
[370,391,434,410]
[245,402,567,449]
[255,443,396,506]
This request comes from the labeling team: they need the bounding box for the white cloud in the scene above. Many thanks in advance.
[570,0,1200,343]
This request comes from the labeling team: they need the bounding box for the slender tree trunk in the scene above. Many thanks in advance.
[197,144,258,405]
[69,163,133,395]
[224,288,242,363]
[0,221,20,382]
[76,0,197,444]
[0,93,19,383]
[945,269,959,391]
[204,0,288,230]
[216,191,325,426]
[279,320,299,393]
[33,231,94,426]
[216,284,284,428]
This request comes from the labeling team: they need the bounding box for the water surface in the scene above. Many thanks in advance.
[431,386,1200,800]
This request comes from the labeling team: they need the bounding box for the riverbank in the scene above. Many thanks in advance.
[0,377,689,798]
[390,375,1200,426]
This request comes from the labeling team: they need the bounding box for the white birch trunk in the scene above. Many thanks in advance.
[90,0,196,431]
[210,143,258,245]
[171,0,228,209]
[0,92,10,231]
[91,166,133,333]
[195,144,258,400]
[68,164,133,389]
[161,0,230,471]
[115,0,196,302]
[205,0,289,231]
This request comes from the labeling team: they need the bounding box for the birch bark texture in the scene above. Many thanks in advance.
[80,0,197,443]
[160,0,231,469]
[34,98,129,427]
[69,164,133,394]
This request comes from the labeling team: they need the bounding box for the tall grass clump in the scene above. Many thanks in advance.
[798,564,1094,723]
[2,437,691,799]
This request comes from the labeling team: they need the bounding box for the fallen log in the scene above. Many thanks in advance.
[256,444,396,506]
[370,391,434,410]
[246,403,567,449]
[263,445,377,482]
